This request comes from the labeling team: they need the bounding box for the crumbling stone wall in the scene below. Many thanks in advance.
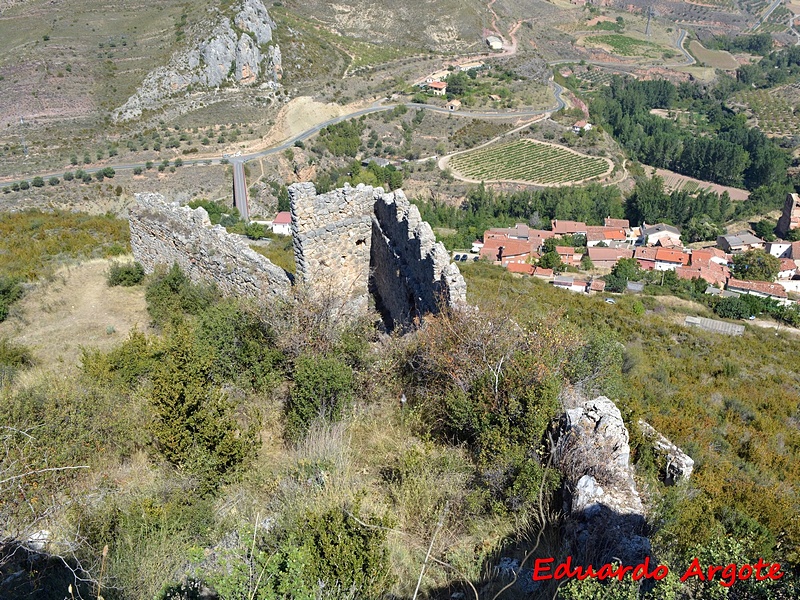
[289,183,374,311]
[371,189,467,329]
[777,193,800,238]
[289,182,467,329]
[130,184,466,330]
[129,193,291,299]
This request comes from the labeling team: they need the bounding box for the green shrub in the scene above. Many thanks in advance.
[244,222,267,239]
[0,337,34,384]
[145,263,219,327]
[0,276,23,322]
[149,326,258,490]
[212,503,393,599]
[285,354,353,441]
[107,261,145,287]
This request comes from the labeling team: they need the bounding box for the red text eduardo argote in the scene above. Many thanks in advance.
[532,556,784,587]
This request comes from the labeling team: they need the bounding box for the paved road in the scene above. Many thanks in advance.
[231,160,249,221]
[0,82,568,192]
[753,0,783,32]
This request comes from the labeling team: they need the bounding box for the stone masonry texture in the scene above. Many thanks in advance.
[129,193,292,299]
[130,184,466,330]
[289,182,467,330]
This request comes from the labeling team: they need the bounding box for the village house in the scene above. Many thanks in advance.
[447,99,462,111]
[551,219,588,236]
[271,211,292,236]
[726,279,791,304]
[778,258,799,279]
[586,225,627,247]
[604,217,630,229]
[765,241,792,258]
[553,275,588,293]
[533,267,553,279]
[634,246,658,270]
[572,121,593,134]
[471,239,484,253]
[587,279,606,294]
[588,246,634,269]
[717,232,765,254]
[555,245,583,267]
[640,223,681,247]
[691,247,730,266]
[654,248,690,271]
[507,262,534,276]
[427,81,447,96]
[480,238,538,265]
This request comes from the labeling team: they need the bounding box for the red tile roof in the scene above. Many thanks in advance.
[634,247,658,261]
[427,81,447,90]
[507,262,534,275]
[780,258,797,272]
[604,217,630,229]
[655,248,690,265]
[589,279,606,291]
[727,279,788,298]
[551,220,587,235]
[676,265,729,287]
[533,267,553,278]
[273,211,292,224]
[588,247,634,261]
[555,246,577,255]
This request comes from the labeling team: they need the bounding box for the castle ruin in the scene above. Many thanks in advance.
[129,183,466,330]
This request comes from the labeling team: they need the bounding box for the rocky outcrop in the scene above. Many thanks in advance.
[554,396,649,565]
[638,420,694,485]
[114,0,281,121]
[129,193,292,300]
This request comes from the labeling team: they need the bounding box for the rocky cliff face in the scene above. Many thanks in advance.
[114,0,281,121]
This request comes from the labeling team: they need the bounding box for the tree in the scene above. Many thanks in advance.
[19,180,29,190]
[732,249,780,281]
[63,171,74,181]
[133,167,143,175]
[714,296,750,320]
[752,219,776,242]
[149,326,256,489]
[31,176,45,188]
[539,251,562,270]
[605,257,642,292]
[581,254,594,271]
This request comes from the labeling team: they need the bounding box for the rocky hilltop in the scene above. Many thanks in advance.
[114,0,281,121]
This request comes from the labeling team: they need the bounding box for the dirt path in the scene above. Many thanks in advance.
[0,258,149,374]
[257,97,368,149]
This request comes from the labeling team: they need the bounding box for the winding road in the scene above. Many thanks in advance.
[1,82,568,205]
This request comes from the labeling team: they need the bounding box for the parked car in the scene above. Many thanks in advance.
[604,298,616,304]
[459,255,468,262]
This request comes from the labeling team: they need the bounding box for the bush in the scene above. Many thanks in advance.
[285,354,353,441]
[133,166,143,175]
[244,222,267,239]
[107,261,145,287]
[48,176,59,186]
[714,296,750,320]
[0,276,23,322]
[31,176,45,187]
[212,503,394,599]
[145,263,219,327]
[149,326,258,490]
[0,337,34,384]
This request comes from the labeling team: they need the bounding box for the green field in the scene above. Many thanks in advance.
[587,34,667,57]
[448,139,611,185]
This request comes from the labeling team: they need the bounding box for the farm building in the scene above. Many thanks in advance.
[271,212,292,236]
[717,232,764,253]
[572,121,593,134]
[426,81,447,96]
[447,99,462,111]
[486,36,503,50]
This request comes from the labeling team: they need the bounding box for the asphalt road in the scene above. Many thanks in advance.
[2,82,568,190]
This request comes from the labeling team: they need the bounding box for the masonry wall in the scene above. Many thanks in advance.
[371,189,467,329]
[129,192,292,300]
[777,193,800,238]
[289,182,374,308]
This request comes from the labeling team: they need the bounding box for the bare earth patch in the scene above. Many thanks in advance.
[262,96,368,147]
[0,257,149,372]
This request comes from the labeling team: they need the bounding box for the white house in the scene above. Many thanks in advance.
[272,211,292,236]
[572,120,593,134]
[640,223,681,246]
[765,241,792,258]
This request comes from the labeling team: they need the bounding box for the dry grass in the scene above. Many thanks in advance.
[0,257,149,372]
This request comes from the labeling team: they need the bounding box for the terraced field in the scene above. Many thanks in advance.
[729,86,800,138]
[447,139,612,185]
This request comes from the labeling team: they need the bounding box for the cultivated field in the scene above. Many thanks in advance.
[729,85,800,138]
[651,166,750,200]
[447,139,613,185]
[583,34,671,59]
[688,41,739,69]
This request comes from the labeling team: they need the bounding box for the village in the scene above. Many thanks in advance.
[467,193,800,309]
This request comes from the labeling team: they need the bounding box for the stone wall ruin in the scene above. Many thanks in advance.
[129,184,466,329]
[289,182,467,329]
[130,193,292,299]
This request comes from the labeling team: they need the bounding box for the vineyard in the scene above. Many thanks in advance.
[575,69,616,87]
[729,86,800,138]
[585,34,666,58]
[447,139,612,185]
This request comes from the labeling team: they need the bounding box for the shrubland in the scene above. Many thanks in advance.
[1,256,798,598]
